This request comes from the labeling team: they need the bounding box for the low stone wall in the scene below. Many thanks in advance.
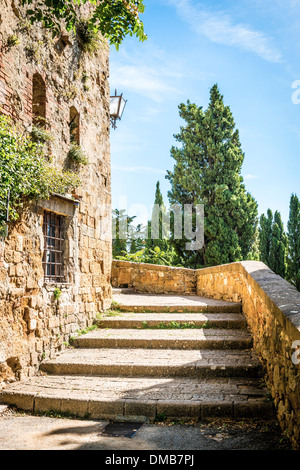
[111,260,196,295]
[196,261,300,449]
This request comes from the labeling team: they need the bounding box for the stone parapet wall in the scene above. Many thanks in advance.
[196,261,300,449]
[111,260,196,295]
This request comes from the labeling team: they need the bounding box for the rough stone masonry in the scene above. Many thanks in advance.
[0,0,112,383]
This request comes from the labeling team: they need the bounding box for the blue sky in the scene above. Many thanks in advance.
[109,0,300,228]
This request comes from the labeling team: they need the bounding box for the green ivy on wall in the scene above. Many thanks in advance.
[0,116,81,226]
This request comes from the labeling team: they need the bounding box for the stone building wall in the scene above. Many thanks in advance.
[0,0,112,383]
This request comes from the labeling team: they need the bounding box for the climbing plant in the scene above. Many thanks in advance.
[0,116,80,225]
[20,0,147,50]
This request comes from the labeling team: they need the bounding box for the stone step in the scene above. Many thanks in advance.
[40,348,262,378]
[0,375,273,421]
[97,312,247,329]
[73,328,252,350]
[114,304,242,313]
[111,292,242,313]
[112,288,137,294]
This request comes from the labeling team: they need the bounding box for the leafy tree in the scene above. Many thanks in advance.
[0,116,80,228]
[116,245,180,267]
[20,0,147,49]
[129,223,147,253]
[287,193,300,290]
[259,209,273,265]
[269,210,288,278]
[166,84,258,268]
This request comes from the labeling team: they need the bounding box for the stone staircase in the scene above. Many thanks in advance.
[0,290,274,422]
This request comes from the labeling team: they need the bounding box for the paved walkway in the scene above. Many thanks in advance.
[0,407,291,450]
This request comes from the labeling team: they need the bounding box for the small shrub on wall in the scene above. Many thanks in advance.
[0,116,81,225]
[67,143,88,166]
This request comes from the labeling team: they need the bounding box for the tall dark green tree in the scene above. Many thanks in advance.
[166,84,258,267]
[259,209,273,265]
[269,210,288,278]
[287,193,300,290]
[146,181,169,252]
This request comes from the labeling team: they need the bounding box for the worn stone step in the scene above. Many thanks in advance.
[114,304,242,314]
[112,288,137,295]
[112,293,242,313]
[73,328,252,350]
[0,375,273,421]
[97,312,246,329]
[40,348,262,378]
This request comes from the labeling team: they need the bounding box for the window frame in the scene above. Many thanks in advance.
[42,210,66,283]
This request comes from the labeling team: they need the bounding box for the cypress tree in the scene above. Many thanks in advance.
[147,181,169,251]
[166,84,258,267]
[269,210,288,278]
[287,193,300,290]
[259,209,273,265]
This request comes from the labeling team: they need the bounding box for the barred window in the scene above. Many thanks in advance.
[42,211,65,282]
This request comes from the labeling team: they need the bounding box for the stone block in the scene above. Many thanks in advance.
[61,398,89,418]
[88,399,124,419]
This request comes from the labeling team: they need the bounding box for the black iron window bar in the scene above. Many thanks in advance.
[42,211,65,282]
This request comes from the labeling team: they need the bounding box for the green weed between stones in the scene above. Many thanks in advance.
[96,310,122,320]
[110,301,121,310]
[142,320,211,329]
[69,324,98,344]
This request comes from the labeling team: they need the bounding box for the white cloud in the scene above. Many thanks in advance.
[244,174,260,180]
[168,0,282,63]
[110,63,182,102]
[112,164,166,174]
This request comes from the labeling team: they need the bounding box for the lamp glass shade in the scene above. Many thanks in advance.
[118,96,127,119]
[110,96,120,118]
